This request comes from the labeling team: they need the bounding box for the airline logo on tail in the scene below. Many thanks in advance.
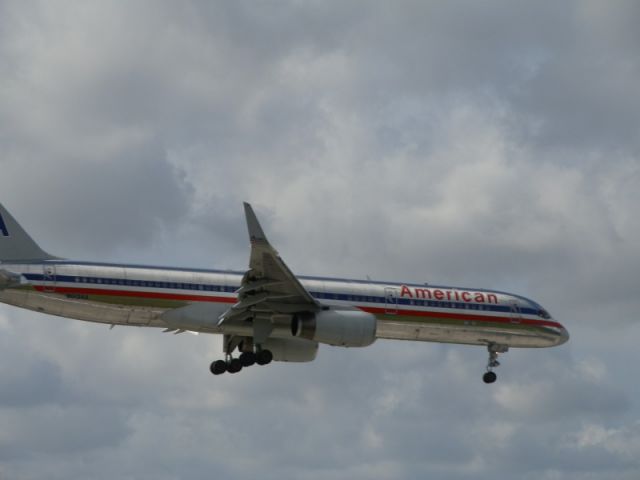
[0,213,9,236]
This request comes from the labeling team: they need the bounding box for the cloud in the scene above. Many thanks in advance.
[1,1,640,479]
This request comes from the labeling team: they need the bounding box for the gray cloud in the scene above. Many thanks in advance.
[1,1,640,479]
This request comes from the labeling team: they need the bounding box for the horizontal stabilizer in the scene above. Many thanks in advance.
[0,269,22,290]
[161,303,222,331]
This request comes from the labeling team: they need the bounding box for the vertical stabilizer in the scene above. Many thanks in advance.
[0,203,56,262]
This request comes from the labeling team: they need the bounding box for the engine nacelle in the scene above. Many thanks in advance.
[261,337,318,362]
[291,309,377,347]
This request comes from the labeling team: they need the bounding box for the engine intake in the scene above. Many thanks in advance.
[291,309,377,347]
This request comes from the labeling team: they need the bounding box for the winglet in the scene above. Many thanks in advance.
[243,202,269,245]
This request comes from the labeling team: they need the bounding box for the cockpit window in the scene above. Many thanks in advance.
[538,309,551,319]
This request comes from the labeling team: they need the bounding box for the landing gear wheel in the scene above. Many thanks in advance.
[483,371,497,384]
[227,358,243,373]
[482,343,508,384]
[210,360,227,375]
[256,349,273,366]
[240,351,256,367]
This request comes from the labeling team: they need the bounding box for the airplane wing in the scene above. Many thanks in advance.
[217,203,319,342]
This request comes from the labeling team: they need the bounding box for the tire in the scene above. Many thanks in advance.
[240,351,256,367]
[210,360,227,375]
[483,371,497,384]
[256,349,273,366]
[227,358,243,373]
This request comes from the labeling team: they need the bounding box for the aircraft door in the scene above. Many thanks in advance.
[509,301,522,324]
[384,287,398,315]
[43,264,56,293]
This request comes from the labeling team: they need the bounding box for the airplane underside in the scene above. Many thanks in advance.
[0,286,560,347]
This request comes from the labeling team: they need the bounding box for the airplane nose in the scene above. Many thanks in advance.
[557,323,570,345]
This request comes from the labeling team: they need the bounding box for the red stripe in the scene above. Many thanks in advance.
[358,306,563,329]
[34,285,563,330]
[34,286,237,304]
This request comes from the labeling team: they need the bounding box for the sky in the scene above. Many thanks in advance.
[1,0,639,478]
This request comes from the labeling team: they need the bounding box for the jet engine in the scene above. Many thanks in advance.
[291,309,377,347]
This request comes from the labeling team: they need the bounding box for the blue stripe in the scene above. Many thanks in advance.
[0,213,8,236]
[32,261,526,297]
[23,273,237,293]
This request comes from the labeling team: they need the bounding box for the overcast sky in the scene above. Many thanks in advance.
[1,1,640,478]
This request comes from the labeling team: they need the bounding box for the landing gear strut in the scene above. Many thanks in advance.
[483,343,508,384]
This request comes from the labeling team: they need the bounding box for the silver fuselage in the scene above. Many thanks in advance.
[0,260,568,349]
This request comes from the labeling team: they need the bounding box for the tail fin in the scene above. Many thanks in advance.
[0,203,57,262]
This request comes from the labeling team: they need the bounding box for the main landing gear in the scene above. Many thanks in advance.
[210,336,273,376]
[482,343,509,384]
[209,350,274,375]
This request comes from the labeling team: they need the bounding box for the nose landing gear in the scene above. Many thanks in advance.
[483,371,497,384]
[483,343,508,384]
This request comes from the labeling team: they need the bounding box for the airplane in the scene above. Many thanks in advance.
[0,201,568,384]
